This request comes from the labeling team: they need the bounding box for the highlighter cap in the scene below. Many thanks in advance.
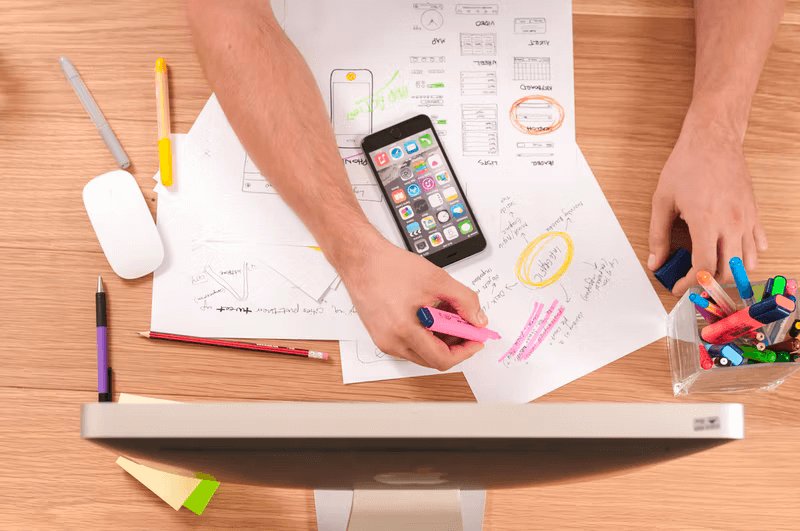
[729,257,753,299]
[416,307,435,328]
[750,295,795,324]
[654,248,692,291]
[688,293,709,308]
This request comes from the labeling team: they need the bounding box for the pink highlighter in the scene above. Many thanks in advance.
[417,306,501,342]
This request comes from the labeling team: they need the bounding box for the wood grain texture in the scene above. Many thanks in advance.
[1,1,800,529]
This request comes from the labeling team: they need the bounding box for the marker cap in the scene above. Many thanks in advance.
[729,257,753,299]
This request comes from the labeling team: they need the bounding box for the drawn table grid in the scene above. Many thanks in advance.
[513,57,551,81]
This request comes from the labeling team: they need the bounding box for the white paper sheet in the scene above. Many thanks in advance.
[285,0,577,182]
[151,135,372,340]
[339,340,462,384]
[459,150,667,403]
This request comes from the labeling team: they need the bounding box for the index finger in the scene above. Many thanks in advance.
[671,223,719,296]
[406,326,483,371]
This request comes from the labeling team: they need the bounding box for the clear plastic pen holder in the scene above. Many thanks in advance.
[667,281,800,396]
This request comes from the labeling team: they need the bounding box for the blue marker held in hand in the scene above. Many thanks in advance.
[729,257,754,307]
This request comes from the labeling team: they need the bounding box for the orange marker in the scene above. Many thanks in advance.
[697,271,737,316]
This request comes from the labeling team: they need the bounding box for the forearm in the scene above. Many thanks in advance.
[187,0,383,271]
[690,0,784,139]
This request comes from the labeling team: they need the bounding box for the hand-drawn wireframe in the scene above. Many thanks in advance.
[460,33,497,56]
[515,141,554,157]
[410,56,446,63]
[509,95,565,135]
[420,9,444,30]
[356,343,407,364]
[461,103,498,156]
[330,69,373,149]
[514,17,546,34]
[515,231,574,288]
[456,4,499,15]
[413,95,445,107]
[513,57,551,81]
[460,71,497,96]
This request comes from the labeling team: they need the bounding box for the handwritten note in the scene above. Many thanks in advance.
[459,150,666,403]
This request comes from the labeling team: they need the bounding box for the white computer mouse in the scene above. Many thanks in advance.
[83,170,164,279]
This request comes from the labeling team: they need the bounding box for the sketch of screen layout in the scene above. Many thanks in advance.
[516,141,554,158]
[512,101,557,133]
[330,69,373,150]
[242,152,382,202]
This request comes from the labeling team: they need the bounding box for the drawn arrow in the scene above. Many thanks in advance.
[560,283,571,303]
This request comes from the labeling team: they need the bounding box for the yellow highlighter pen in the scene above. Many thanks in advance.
[155,58,172,186]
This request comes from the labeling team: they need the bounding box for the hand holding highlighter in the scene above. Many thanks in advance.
[417,306,501,342]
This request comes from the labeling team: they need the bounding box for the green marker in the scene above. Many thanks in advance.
[740,345,776,363]
[775,351,794,363]
[771,276,787,296]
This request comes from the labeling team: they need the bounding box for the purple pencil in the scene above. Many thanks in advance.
[96,277,112,402]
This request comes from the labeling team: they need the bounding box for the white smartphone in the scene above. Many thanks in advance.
[330,69,373,149]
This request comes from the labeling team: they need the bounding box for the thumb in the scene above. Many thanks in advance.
[648,194,676,271]
[435,274,487,328]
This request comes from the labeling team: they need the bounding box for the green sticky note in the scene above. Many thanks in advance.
[183,479,220,515]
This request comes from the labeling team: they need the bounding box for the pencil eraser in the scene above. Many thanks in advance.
[653,248,692,291]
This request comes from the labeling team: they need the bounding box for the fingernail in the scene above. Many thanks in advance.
[477,309,488,326]
[647,254,656,270]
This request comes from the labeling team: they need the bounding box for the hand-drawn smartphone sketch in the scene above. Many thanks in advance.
[330,69,373,149]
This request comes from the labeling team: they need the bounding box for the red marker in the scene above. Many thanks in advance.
[698,344,713,370]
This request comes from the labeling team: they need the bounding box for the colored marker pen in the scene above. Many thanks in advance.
[698,344,713,370]
[740,345,776,363]
[417,306,501,342]
[700,295,795,344]
[697,271,737,316]
[689,293,726,318]
[729,257,754,306]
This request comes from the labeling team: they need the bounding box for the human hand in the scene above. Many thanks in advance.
[338,232,488,370]
[648,109,768,295]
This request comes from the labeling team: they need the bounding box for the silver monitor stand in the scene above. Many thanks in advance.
[315,489,486,531]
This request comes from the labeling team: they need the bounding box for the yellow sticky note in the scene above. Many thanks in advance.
[117,456,202,510]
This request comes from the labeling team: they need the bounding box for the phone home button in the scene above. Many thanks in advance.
[391,128,403,139]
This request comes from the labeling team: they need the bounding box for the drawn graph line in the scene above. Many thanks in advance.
[509,95,565,135]
[515,231,574,288]
[204,262,250,301]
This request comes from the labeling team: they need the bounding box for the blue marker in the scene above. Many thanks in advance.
[729,257,755,307]
[689,293,710,308]
[709,343,745,366]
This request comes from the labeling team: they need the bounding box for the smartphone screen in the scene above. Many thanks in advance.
[363,115,486,267]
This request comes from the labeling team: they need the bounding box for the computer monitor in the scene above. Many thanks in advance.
[82,402,743,530]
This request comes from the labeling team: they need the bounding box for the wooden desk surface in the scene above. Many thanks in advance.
[2,1,800,529]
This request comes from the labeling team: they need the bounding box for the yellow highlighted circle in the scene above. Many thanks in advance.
[515,232,574,287]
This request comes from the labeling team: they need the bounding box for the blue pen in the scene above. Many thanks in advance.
[729,257,755,307]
